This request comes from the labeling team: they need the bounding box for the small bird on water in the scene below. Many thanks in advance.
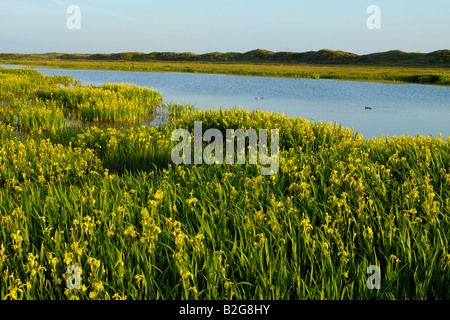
[365,106,372,110]
[255,97,264,100]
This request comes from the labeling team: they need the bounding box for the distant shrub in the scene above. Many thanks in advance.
[408,74,448,84]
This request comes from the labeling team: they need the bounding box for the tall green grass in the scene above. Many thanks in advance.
[163,102,198,117]
[36,83,162,122]
[0,98,66,131]
[1,69,163,131]
[1,105,449,300]
[0,66,73,96]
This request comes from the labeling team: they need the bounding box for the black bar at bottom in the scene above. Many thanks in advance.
[1,299,446,318]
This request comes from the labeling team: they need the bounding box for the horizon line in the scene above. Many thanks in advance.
[2,48,450,56]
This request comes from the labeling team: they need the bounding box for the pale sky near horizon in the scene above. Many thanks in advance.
[0,0,449,55]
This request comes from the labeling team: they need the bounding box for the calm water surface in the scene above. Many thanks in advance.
[3,64,450,139]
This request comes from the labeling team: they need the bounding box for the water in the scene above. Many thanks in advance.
[2,64,450,139]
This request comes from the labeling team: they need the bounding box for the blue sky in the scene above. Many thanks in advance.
[0,0,449,54]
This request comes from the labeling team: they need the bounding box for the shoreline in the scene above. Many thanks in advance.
[1,59,450,87]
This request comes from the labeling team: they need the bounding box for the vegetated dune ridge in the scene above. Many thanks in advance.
[2,49,450,67]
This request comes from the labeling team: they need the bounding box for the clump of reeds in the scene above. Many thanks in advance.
[36,83,162,122]
[163,102,198,117]
[0,97,66,131]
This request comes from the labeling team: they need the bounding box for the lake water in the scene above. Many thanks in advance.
[2,64,450,139]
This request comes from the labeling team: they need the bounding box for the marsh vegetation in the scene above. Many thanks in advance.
[0,67,449,300]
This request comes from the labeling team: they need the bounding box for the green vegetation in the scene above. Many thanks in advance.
[163,102,198,117]
[0,68,449,300]
[2,49,450,66]
[0,67,162,127]
[36,83,162,122]
[0,97,66,131]
[0,49,449,86]
[0,66,73,96]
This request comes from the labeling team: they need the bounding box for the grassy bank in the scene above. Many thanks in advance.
[0,68,449,300]
[0,67,162,128]
[1,58,450,86]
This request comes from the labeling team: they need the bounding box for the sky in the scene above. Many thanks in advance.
[0,0,449,55]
